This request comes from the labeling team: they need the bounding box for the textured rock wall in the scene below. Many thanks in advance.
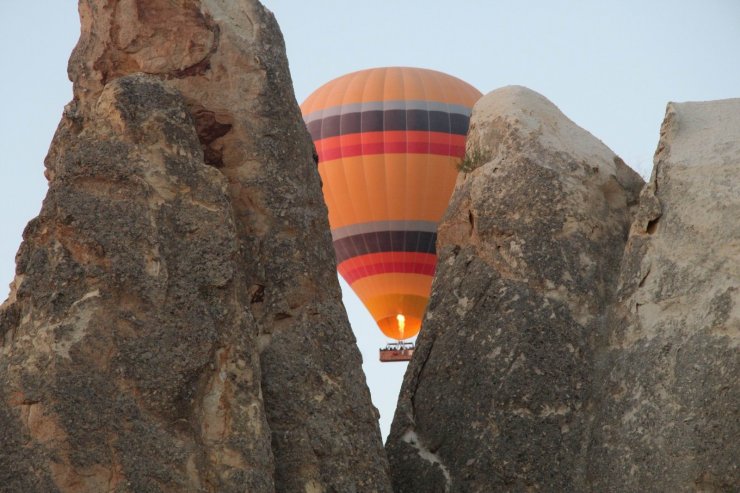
[588,99,740,491]
[0,74,273,492]
[386,86,643,492]
[0,1,390,492]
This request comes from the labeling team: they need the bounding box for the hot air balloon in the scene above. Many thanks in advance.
[301,67,481,361]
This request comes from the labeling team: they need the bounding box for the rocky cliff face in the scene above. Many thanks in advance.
[588,99,740,491]
[387,88,739,492]
[0,74,274,492]
[0,1,390,492]
[386,86,644,492]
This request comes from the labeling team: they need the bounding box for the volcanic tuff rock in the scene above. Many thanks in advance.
[0,1,390,492]
[588,99,740,492]
[386,86,644,492]
[0,74,274,492]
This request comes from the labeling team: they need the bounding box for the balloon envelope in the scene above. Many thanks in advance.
[301,67,481,340]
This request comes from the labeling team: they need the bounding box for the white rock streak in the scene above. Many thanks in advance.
[401,429,452,491]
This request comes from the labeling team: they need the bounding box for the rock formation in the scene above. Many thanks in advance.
[0,1,390,492]
[588,99,740,491]
[386,86,644,492]
[0,74,276,492]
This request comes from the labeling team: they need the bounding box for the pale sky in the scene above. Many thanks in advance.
[1,1,738,439]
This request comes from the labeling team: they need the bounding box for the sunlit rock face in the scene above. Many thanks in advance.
[386,86,643,492]
[0,1,391,491]
[588,99,740,492]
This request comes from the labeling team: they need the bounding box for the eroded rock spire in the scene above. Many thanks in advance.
[0,1,391,491]
[588,98,740,492]
[386,86,643,492]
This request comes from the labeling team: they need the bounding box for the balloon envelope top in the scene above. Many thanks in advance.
[301,67,481,340]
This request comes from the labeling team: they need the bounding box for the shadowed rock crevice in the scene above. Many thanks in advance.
[191,108,232,168]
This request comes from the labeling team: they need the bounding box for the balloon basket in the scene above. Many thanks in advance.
[379,341,415,362]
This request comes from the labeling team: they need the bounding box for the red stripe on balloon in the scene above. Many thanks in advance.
[338,252,437,272]
[319,142,464,161]
[338,252,438,284]
[341,262,436,284]
[314,130,467,162]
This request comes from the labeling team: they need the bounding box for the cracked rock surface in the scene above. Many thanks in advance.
[588,99,740,492]
[0,1,390,492]
[385,86,643,492]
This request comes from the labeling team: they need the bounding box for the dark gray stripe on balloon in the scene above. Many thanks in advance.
[331,220,437,241]
[303,100,472,123]
[307,109,470,140]
[333,231,437,263]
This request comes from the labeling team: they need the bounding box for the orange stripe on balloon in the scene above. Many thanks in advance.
[363,294,428,322]
[301,67,480,111]
[318,153,459,227]
[351,273,432,300]
[377,315,422,340]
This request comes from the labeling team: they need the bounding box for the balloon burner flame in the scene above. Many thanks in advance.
[396,314,406,339]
